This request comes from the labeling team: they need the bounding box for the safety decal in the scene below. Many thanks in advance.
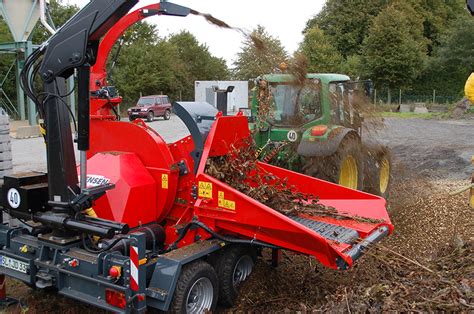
[218,191,236,210]
[161,174,169,189]
[198,181,213,198]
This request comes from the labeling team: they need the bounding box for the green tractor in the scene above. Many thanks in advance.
[248,73,391,198]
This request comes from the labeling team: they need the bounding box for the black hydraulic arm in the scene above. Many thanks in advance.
[37,0,138,209]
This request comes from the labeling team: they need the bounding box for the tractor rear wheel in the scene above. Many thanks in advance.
[305,136,364,190]
[364,147,391,199]
[215,245,256,307]
[170,260,218,313]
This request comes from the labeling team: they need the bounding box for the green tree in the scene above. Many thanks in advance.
[362,5,427,103]
[305,0,386,57]
[339,55,363,79]
[0,19,16,113]
[416,15,474,97]
[31,0,79,43]
[233,25,288,80]
[299,27,343,73]
[114,39,185,106]
[168,31,229,100]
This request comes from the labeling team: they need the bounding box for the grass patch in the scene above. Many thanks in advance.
[380,111,451,119]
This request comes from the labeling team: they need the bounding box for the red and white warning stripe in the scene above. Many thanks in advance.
[130,245,139,291]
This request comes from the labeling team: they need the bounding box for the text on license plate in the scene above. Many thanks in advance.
[0,255,28,273]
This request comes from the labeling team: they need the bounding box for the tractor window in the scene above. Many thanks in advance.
[329,82,346,124]
[269,81,321,126]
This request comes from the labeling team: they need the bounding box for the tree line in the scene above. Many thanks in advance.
[1,0,472,113]
[233,0,472,102]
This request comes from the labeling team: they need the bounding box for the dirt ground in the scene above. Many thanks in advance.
[3,116,474,313]
[231,117,474,312]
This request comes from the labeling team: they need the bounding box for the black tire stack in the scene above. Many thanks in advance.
[0,109,12,184]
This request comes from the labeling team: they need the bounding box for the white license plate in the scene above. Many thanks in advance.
[0,255,29,273]
[132,112,139,115]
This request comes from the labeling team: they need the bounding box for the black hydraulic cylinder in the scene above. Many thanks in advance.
[9,210,119,238]
[100,223,166,253]
[77,65,90,151]
[81,215,129,234]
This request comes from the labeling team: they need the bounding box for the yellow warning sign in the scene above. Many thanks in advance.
[198,181,213,198]
[217,191,236,210]
[161,174,169,189]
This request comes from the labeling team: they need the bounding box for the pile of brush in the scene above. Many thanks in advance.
[205,139,381,224]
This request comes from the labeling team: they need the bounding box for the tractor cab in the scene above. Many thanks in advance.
[266,79,322,127]
[250,73,388,197]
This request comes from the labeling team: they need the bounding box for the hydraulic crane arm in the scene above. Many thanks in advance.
[21,0,189,215]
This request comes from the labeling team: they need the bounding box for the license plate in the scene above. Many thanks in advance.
[132,112,139,115]
[0,255,29,273]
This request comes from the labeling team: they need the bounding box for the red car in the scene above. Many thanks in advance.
[128,95,172,122]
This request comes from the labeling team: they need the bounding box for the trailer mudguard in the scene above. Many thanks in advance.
[297,126,359,157]
[146,240,224,311]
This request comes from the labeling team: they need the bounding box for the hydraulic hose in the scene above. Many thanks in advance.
[167,220,279,252]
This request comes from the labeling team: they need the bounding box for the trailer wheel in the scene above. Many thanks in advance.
[215,245,255,307]
[164,109,171,120]
[147,111,154,122]
[170,260,218,313]
[364,148,391,199]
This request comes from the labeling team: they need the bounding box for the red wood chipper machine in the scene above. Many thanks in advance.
[0,1,393,312]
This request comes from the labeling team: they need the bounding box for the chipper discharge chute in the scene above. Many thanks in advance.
[0,1,393,312]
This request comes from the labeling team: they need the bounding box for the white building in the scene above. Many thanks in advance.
[194,81,249,114]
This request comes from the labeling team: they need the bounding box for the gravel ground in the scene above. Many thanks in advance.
[11,115,189,173]
[373,117,474,180]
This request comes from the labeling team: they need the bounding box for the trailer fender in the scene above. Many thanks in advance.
[145,239,224,311]
[297,127,360,157]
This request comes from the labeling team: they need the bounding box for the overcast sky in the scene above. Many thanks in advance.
[66,0,325,67]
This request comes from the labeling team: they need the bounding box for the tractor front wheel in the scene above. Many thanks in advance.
[170,260,218,313]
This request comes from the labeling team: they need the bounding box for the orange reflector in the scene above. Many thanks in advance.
[105,289,126,309]
[311,125,328,136]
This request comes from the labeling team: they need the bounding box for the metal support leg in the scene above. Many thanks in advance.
[15,54,25,121]
[26,41,36,126]
[271,248,281,268]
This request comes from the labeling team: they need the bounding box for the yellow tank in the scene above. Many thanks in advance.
[465,72,474,104]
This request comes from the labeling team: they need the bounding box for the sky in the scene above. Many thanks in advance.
[66,0,325,67]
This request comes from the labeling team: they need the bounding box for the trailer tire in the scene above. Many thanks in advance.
[170,260,218,313]
[215,245,255,307]
[305,136,363,190]
[364,147,391,199]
